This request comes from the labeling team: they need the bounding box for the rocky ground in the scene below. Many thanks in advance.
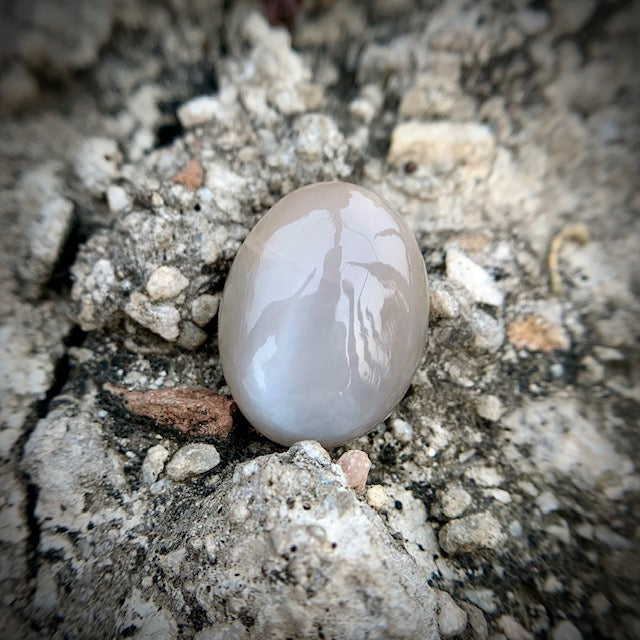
[0,0,639,638]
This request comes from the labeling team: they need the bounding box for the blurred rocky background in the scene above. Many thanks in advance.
[0,0,639,638]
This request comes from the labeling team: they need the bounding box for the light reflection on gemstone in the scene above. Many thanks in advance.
[218,182,429,447]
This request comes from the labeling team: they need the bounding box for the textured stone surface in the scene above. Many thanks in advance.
[219,182,429,447]
[388,121,496,176]
[1,0,639,638]
[439,512,506,554]
[21,419,439,639]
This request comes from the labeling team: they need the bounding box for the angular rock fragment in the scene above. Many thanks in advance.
[104,384,235,439]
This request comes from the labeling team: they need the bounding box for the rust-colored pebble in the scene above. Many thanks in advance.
[172,159,204,191]
[104,383,234,438]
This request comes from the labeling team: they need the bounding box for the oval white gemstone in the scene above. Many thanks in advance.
[218,182,429,447]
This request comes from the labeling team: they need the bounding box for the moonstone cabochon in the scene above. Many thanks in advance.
[218,182,429,448]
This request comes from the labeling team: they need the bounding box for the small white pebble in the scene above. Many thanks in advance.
[166,444,221,481]
[146,266,189,301]
[440,486,473,519]
[462,588,497,614]
[593,525,634,549]
[550,363,564,378]
[497,614,534,640]
[150,479,170,495]
[543,575,563,594]
[592,345,624,361]
[390,418,413,443]
[574,523,593,540]
[475,394,504,422]
[337,449,371,492]
[517,481,538,497]
[349,97,376,123]
[458,449,476,463]
[483,488,512,504]
[230,504,250,524]
[124,292,181,341]
[537,490,559,514]
[545,519,572,544]
[177,95,221,128]
[106,185,131,213]
[191,294,220,327]
[464,466,504,487]
[150,192,164,207]
[434,590,468,638]
[551,620,583,640]
[446,248,504,307]
[366,484,387,509]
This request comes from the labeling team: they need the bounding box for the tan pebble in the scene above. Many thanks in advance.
[475,394,504,422]
[146,266,189,301]
[177,321,208,351]
[551,620,583,640]
[434,589,468,638]
[166,443,221,481]
[497,614,534,640]
[388,121,495,175]
[191,294,220,327]
[440,486,472,519]
[507,315,570,352]
[124,291,180,341]
[337,449,371,492]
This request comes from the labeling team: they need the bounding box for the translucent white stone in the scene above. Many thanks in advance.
[218,182,429,447]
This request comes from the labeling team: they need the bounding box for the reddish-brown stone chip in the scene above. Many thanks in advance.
[171,159,204,191]
[507,315,570,353]
[104,383,234,438]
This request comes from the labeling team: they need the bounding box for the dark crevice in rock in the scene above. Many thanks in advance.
[219,0,241,58]
[34,325,86,420]
[460,47,542,109]
[154,101,185,149]
[153,63,219,149]
[573,0,631,52]
[13,323,85,464]
[369,92,401,160]
[46,209,87,298]
[15,325,86,580]
[527,0,549,11]
[24,481,41,579]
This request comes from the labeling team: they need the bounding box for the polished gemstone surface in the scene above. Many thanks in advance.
[218,182,429,447]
